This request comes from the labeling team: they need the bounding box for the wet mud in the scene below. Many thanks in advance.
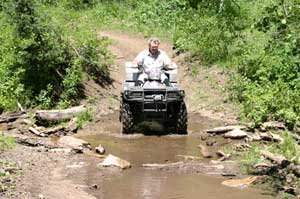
[75,112,275,199]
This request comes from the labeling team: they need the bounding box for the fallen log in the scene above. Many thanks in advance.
[29,127,46,137]
[204,125,247,134]
[42,126,65,135]
[216,150,231,161]
[261,150,290,167]
[142,161,239,176]
[198,144,212,158]
[0,112,28,123]
[17,102,25,112]
[252,162,276,174]
[142,161,184,169]
[35,105,87,122]
[253,163,274,169]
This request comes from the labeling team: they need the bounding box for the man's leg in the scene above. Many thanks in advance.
[161,73,170,86]
[136,73,147,86]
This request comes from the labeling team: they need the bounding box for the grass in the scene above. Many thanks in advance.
[77,110,93,129]
[267,131,300,164]
[238,142,264,174]
[0,135,15,151]
[0,138,17,196]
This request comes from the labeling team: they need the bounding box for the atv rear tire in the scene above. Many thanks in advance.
[176,102,187,134]
[121,103,134,134]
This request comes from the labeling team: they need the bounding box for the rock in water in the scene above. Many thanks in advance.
[101,154,131,169]
[95,144,105,155]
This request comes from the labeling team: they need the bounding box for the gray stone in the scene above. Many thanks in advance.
[101,154,131,169]
[95,144,105,155]
[224,128,247,139]
[261,121,285,130]
[58,136,91,153]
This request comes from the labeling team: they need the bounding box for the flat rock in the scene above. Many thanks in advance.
[246,133,262,141]
[101,154,131,169]
[58,136,91,153]
[222,176,260,188]
[224,128,247,139]
[259,132,283,142]
[261,121,285,130]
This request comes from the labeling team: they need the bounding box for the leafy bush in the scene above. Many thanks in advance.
[0,0,112,111]
[228,0,300,128]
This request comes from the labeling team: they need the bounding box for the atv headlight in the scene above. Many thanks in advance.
[167,92,178,98]
[129,91,143,98]
[124,90,130,97]
[167,91,185,99]
[179,90,185,97]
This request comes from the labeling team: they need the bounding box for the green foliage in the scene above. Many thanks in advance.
[0,0,112,111]
[0,135,15,151]
[229,0,300,128]
[77,110,93,129]
[239,143,263,173]
[59,60,83,108]
[60,0,99,10]
[35,84,53,109]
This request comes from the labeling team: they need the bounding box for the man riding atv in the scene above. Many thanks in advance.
[119,37,187,134]
[132,37,176,87]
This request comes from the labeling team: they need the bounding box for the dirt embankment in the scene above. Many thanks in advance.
[0,31,241,199]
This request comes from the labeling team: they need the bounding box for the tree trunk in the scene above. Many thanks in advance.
[35,105,87,122]
[261,150,290,167]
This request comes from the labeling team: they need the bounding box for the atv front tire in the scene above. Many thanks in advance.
[176,102,187,134]
[121,103,134,134]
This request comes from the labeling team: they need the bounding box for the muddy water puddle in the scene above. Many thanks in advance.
[77,113,274,199]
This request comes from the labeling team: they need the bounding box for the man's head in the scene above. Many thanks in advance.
[148,37,160,55]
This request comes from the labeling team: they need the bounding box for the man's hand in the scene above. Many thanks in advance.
[132,60,140,68]
[166,62,177,70]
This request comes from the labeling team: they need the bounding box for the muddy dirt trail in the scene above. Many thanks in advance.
[72,31,274,199]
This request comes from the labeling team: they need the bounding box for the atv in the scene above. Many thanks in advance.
[119,62,187,134]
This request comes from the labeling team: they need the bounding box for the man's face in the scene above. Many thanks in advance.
[149,41,159,55]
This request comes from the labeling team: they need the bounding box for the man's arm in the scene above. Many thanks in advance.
[132,50,145,67]
[162,51,177,70]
